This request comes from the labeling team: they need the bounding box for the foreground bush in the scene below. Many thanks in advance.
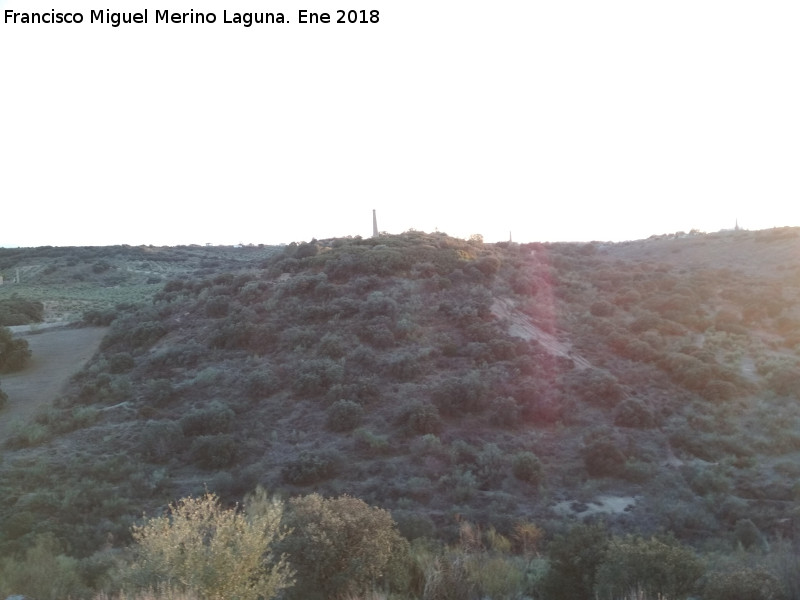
[594,535,704,600]
[703,565,787,600]
[0,533,86,599]
[126,490,293,600]
[279,493,410,600]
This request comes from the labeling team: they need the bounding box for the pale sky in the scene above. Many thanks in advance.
[1,1,799,247]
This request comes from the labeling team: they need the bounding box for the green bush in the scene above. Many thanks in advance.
[403,401,442,435]
[431,372,489,415]
[138,420,183,463]
[511,451,543,485]
[703,566,786,600]
[353,428,390,455]
[0,326,31,373]
[189,434,237,469]
[564,368,624,408]
[489,396,520,428]
[0,533,85,599]
[540,523,609,600]
[594,535,704,600]
[583,437,627,478]
[126,491,293,600]
[613,398,657,428]
[180,402,235,436]
[246,367,280,399]
[281,451,337,485]
[109,352,136,374]
[326,399,364,432]
[279,493,409,600]
[0,297,44,326]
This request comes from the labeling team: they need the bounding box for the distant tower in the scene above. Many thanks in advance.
[372,209,379,238]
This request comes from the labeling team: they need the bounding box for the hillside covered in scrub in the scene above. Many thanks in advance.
[2,228,800,597]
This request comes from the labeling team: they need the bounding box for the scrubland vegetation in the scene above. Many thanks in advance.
[2,228,800,598]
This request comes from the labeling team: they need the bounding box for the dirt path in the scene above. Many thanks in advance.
[0,326,108,443]
[491,298,593,369]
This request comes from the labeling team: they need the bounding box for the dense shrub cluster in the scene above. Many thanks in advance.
[0,326,31,373]
[0,297,44,326]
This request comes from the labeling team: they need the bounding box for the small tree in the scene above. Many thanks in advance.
[279,493,410,599]
[540,523,609,600]
[127,491,293,600]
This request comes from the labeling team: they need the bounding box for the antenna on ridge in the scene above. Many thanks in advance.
[372,209,379,238]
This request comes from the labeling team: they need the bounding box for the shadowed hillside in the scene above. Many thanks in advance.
[2,228,800,598]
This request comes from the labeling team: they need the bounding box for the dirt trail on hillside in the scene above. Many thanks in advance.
[0,326,107,443]
[491,298,593,369]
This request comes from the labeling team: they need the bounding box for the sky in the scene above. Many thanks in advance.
[1,1,799,247]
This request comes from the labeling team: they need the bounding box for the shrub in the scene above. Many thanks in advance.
[83,308,117,326]
[246,367,280,399]
[291,358,344,397]
[489,396,520,428]
[279,494,409,600]
[583,437,627,478]
[613,398,656,428]
[431,372,489,415]
[203,296,229,319]
[511,451,543,485]
[476,443,506,488]
[0,297,44,326]
[353,428,390,455]
[590,300,615,317]
[139,420,183,463]
[702,379,738,402]
[0,533,85,599]
[594,535,704,600]
[109,352,136,374]
[180,402,235,437]
[540,523,609,600]
[281,451,337,485]
[734,518,763,549]
[703,566,786,600]
[404,401,442,435]
[189,434,237,469]
[0,326,31,373]
[564,368,624,408]
[127,491,293,600]
[326,399,364,432]
[439,468,478,503]
[766,366,800,397]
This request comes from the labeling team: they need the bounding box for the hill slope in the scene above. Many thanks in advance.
[2,228,800,560]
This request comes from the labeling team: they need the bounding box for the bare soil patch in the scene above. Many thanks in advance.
[552,495,638,518]
[491,297,593,369]
[0,326,107,443]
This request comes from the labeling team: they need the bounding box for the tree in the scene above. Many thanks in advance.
[0,325,31,373]
[127,491,293,600]
[540,523,609,600]
[279,493,410,599]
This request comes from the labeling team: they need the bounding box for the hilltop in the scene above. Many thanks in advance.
[2,228,800,595]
